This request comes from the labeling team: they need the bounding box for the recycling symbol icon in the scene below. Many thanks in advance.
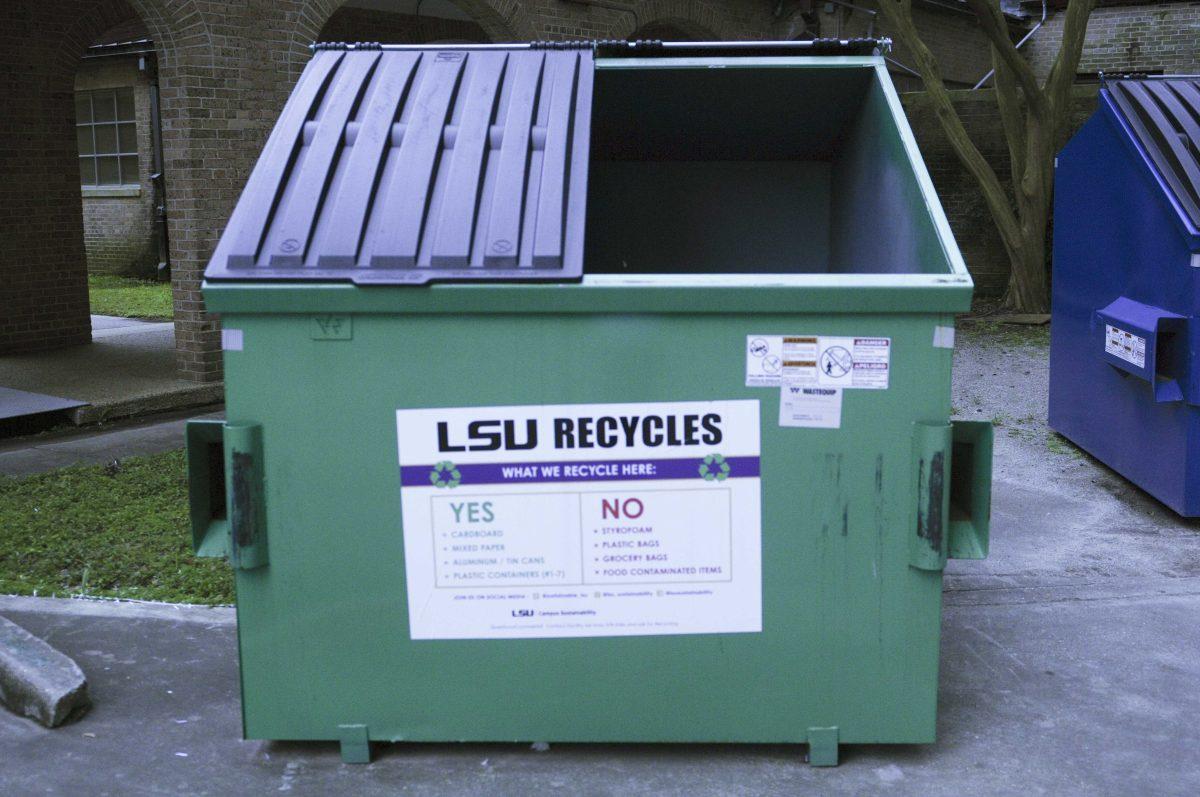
[698,453,731,482]
[429,461,461,489]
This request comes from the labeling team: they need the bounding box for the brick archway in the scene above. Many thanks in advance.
[293,0,532,76]
[621,1,728,41]
[628,18,720,41]
[74,0,228,380]
[0,0,202,358]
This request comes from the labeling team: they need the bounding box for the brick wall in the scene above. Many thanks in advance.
[1023,1,1200,80]
[0,1,113,355]
[318,6,488,44]
[902,87,1099,296]
[76,54,160,279]
[806,1,997,90]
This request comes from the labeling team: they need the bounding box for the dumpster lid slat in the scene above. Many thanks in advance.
[207,47,593,285]
[1108,78,1200,228]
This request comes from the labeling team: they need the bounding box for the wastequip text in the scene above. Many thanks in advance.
[437,413,723,453]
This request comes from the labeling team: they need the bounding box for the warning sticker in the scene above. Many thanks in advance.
[1105,324,1146,368]
[781,336,818,385]
[746,335,890,390]
[745,336,785,386]
[816,337,890,390]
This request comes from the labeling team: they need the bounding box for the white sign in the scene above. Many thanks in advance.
[1105,324,1146,368]
[396,400,762,640]
[746,334,890,389]
[779,385,842,429]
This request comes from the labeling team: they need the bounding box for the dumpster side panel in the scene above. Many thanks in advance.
[219,308,952,744]
[829,76,949,276]
[1050,98,1199,514]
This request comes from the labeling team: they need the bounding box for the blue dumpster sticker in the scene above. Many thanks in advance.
[395,400,763,641]
[1104,324,1146,368]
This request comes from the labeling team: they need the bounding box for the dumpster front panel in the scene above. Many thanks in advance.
[1050,85,1200,515]
[218,307,953,745]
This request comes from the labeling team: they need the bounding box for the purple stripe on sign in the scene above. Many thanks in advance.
[400,456,760,487]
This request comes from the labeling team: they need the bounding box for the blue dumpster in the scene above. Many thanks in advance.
[1049,77,1200,515]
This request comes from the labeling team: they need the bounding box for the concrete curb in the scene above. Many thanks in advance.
[0,615,90,727]
[69,384,225,426]
[91,321,175,340]
[0,595,236,626]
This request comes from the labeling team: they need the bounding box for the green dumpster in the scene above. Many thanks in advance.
[189,40,992,766]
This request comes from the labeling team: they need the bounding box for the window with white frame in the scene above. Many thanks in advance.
[76,88,139,187]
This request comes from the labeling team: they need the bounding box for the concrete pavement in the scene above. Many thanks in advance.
[0,316,222,425]
[0,408,222,477]
[0,327,1198,794]
[1,579,1195,794]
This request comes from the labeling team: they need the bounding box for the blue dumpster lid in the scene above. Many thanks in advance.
[1107,78,1200,229]
[206,46,594,284]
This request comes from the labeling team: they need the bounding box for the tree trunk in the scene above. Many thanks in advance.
[877,0,1096,315]
[1003,116,1054,313]
[1007,213,1050,313]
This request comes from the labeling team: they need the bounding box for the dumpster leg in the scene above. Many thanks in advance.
[338,724,371,764]
[807,726,839,767]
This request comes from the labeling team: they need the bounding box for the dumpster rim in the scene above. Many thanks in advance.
[202,273,974,315]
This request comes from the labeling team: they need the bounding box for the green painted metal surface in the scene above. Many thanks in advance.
[188,51,991,761]
[194,305,987,746]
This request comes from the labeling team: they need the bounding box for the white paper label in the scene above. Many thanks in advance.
[933,326,955,349]
[396,400,762,640]
[747,334,890,389]
[779,385,842,428]
[220,328,243,351]
[1105,324,1146,368]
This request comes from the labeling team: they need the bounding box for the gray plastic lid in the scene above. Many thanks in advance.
[1108,78,1200,229]
[206,47,593,284]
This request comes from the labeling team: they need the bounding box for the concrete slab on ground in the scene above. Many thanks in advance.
[0,316,222,424]
[0,408,224,477]
[0,388,86,422]
[0,581,1195,795]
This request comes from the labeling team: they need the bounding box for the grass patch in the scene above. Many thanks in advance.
[88,274,173,320]
[0,450,233,604]
[1046,432,1083,459]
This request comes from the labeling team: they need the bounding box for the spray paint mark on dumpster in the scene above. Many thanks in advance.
[916,452,945,553]
[231,451,257,548]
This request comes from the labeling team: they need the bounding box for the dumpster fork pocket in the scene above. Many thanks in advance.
[186,420,269,569]
[910,421,992,570]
